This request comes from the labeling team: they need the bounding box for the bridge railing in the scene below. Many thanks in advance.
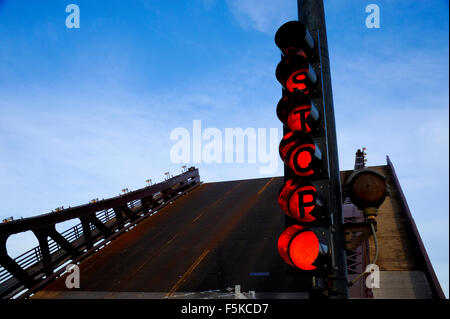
[0,168,200,299]
[0,206,124,286]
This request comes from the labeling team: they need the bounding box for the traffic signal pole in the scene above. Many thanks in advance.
[297,0,349,298]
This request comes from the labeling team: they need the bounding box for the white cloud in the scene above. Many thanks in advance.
[226,0,297,34]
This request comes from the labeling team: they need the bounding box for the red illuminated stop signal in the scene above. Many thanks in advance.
[277,94,320,134]
[279,131,322,177]
[275,20,334,279]
[278,178,323,223]
[276,55,317,95]
[278,224,321,270]
[286,70,308,93]
[288,105,312,132]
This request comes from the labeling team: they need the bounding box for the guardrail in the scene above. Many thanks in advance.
[0,167,200,299]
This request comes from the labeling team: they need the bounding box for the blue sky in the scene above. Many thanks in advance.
[0,0,448,296]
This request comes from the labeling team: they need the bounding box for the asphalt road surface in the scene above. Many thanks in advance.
[33,177,309,298]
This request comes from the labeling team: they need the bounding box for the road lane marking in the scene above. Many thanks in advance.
[111,183,242,291]
[191,214,203,224]
[165,233,178,246]
[166,179,270,297]
[257,177,275,196]
[166,249,210,297]
[124,232,180,282]
[190,182,243,224]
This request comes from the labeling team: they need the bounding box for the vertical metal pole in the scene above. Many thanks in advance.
[297,0,349,298]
